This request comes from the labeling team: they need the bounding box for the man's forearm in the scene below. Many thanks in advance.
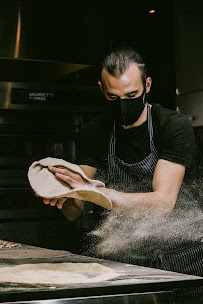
[99,187,175,216]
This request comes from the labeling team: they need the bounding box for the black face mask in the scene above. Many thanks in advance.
[106,89,146,126]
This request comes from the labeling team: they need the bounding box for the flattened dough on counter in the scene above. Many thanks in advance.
[0,263,119,284]
[28,157,112,210]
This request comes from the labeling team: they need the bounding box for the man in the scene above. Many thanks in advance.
[43,47,203,303]
[43,47,194,220]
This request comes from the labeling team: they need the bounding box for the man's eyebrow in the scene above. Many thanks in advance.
[106,90,138,96]
[125,90,138,95]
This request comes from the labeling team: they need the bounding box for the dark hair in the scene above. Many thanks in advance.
[100,47,147,85]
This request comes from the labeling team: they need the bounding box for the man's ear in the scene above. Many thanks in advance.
[145,77,152,94]
[98,81,104,93]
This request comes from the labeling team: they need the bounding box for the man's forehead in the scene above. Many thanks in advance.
[101,64,142,90]
[101,63,142,81]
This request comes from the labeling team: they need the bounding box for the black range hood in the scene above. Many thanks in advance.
[0,57,90,82]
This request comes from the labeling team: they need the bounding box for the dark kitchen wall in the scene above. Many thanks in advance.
[173,0,203,206]
[0,0,176,110]
[55,1,176,110]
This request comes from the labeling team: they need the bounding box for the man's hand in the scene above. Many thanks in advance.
[42,165,89,209]
[61,198,85,221]
[42,165,97,221]
[43,197,67,209]
[48,166,90,189]
[43,197,84,221]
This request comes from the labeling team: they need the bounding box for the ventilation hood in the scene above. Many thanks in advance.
[0,1,90,82]
[0,57,90,82]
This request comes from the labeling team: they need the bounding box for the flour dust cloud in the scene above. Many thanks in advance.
[87,174,203,265]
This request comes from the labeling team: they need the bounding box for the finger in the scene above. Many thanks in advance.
[48,166,82,181]
[55,172,74,187]
[43,198,50,204]
[48,166,73,176]
[50,198,57,206]
[56,197,67,209]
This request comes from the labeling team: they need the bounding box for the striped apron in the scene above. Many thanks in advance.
[107,102,159,187]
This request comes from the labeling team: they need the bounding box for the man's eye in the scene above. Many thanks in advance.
[127,94,136,98]
[109,96,119,100]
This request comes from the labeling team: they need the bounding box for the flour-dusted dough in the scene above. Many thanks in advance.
[0,263,119,284]
[28,157,112,210]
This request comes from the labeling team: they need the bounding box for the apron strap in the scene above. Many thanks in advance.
[146,103,155,151]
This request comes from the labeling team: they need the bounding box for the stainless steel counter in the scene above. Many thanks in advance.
[0,244,202,303]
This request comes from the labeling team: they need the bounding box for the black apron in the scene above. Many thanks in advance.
[107,102,203,304]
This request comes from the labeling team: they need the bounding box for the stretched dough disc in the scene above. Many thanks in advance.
[0,263,119,284]
[28,157,112,209]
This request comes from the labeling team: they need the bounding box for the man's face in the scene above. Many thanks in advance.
[98,63,151,100]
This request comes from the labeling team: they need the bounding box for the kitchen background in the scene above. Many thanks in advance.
[0,0,202,254]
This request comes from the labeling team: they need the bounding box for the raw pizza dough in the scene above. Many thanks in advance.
[28,157,112,210]
[0,263,119,284]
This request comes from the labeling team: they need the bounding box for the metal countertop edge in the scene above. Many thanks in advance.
[0,278,203,303]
